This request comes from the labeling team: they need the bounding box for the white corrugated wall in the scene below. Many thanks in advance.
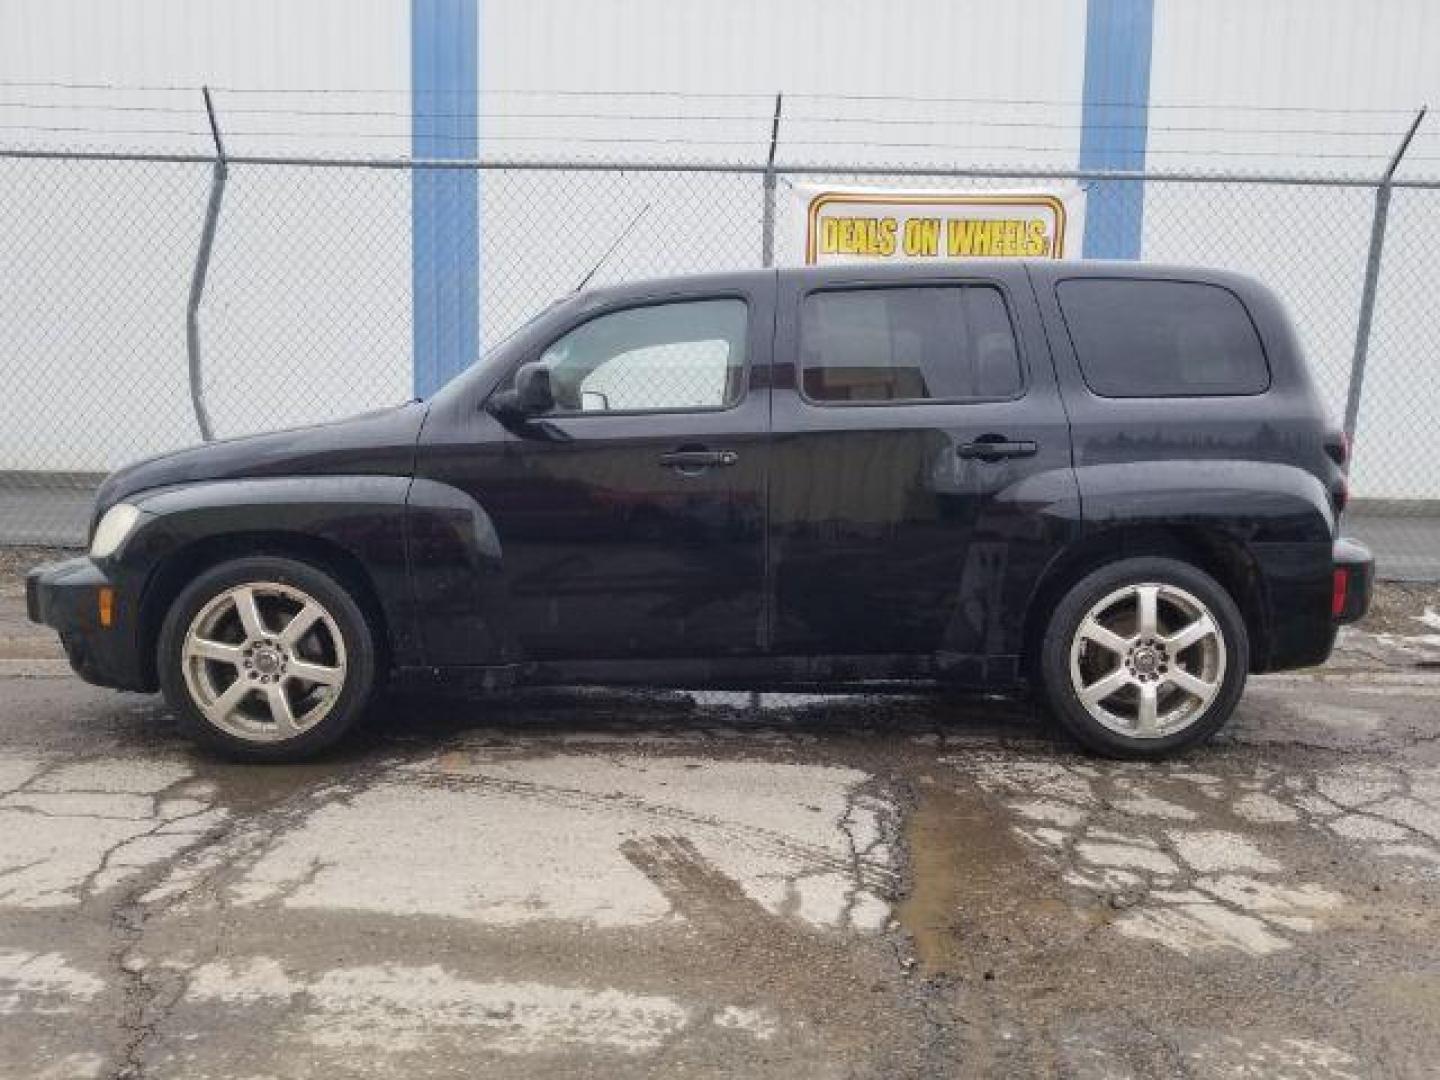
[0,0,1437,497]
[1147,0,1440,499]
[0,0,410,469]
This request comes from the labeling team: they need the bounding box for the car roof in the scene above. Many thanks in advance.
[581,260,1262,302]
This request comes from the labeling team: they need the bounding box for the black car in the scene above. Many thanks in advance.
[28,261,1373,761]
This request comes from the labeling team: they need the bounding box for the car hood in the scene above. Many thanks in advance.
[95,401,430,517]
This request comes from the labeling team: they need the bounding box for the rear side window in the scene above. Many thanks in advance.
[799,285,1022,404]
[1056,279,1270,397]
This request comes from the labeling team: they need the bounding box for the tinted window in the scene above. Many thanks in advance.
[540,299,748,413]
[800,286,1022,404]
[1057,279,1270,397]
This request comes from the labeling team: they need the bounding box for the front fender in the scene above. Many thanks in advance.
[120,475,419,666]
[404,478,515,666]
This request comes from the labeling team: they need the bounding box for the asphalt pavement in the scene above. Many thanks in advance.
[3,560,1440,1078]
[1345,512,1440,581]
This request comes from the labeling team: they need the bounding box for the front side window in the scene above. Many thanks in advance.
[1056,278,1271,397]
[538,298,748,414]
[799,285,1022,404]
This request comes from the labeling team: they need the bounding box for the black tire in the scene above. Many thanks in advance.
[1037,556,1249,760]
[157,555,378,762]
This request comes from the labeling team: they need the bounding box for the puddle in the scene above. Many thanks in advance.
[896,773,1075,977]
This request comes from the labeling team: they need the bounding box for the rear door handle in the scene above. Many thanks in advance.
[659,449,738,470]
[957,438,1038,462]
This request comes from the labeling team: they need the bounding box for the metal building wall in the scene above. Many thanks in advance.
[1146,0,1440,499]
[0,0,411,469]
[3,0,1439,496]
[481,1,1086,103]
[1,0,406,104]
[475,0,1090,353]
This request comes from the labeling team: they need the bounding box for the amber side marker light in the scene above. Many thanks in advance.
[98,587,115,628]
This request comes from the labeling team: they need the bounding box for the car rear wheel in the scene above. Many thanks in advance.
[158,555,377,761]
[1038,556,1249,759]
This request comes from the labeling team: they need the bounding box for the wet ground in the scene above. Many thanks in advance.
[3,552,1440,1079]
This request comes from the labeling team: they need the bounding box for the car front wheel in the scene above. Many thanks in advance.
[1038,556,1249,759]
[157,555,377,761]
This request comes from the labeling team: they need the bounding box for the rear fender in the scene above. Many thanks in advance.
[1074,460,1336,543]
[938,464,1083,665]
[1040,460,1338,672]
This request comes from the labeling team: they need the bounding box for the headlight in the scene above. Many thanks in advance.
[90,503,144,559]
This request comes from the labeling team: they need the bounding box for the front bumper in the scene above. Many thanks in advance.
[26,557,152,691]
[1332,537,1374,625]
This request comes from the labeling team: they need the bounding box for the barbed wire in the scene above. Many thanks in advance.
[0,130,1420,164]
[0,123,212,139]
[0,98,1421,141]
[0,77,1424,117]
[2,123,1427,162]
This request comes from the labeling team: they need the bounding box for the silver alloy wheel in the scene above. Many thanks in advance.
[1067,581,1227,739]
[180,581,347,743]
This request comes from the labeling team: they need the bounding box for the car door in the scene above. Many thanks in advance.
[414,277,773,663]
[767,266,1078,669]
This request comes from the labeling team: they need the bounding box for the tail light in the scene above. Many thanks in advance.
[1331,567,1351,619]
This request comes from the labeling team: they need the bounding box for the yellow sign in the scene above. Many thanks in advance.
[796,187,1083,266]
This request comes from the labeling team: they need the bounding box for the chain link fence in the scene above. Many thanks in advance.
[2,148,1439,578]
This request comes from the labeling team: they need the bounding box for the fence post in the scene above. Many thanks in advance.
[754,93,785,714]
[752,97,786,712]
[186,86,227,442]
[760,93,784,268]
[1342,106,1426,446]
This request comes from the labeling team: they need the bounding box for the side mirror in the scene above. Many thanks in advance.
[514,361,556,415]
[489,361,555,421]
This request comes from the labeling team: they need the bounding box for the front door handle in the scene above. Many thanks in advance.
[659,449,738,471]
[957,437,1038,462]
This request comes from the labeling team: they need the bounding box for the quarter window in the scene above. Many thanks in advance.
[1056,278,1271,397]
[799,286,1022,404]
[538,299,748,413]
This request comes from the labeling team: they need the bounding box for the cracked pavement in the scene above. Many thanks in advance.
[2,563,1440,1078]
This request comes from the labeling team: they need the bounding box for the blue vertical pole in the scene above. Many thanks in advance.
[1079,0,1154,259]
[412,0,479,396]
